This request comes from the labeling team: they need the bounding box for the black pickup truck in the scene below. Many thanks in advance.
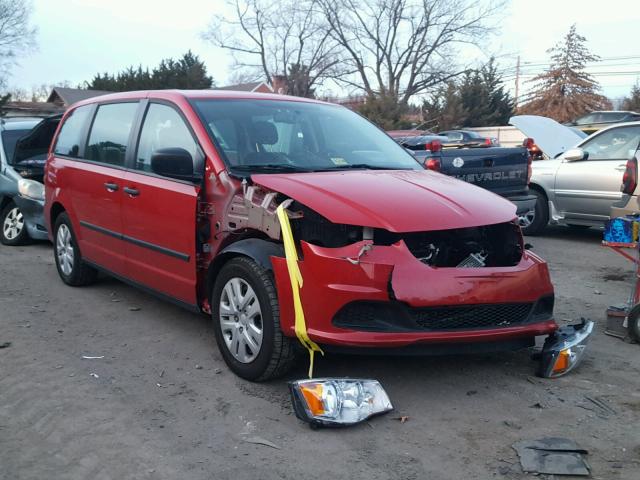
[389,132,536,215]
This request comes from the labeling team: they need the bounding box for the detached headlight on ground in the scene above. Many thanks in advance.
[537,319,594,378]
[289,378,393,427]
[18,179,45,201]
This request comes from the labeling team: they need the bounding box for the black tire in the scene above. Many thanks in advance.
[211,256,297,381]
[628,305,640,342]
[1,201,30,246]
[53,212,98,286]
[520,189,549,236]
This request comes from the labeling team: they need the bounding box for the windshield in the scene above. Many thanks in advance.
[193,99,420,172]
[1,129,30,164]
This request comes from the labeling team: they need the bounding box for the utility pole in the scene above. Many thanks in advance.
[515,55,521,110]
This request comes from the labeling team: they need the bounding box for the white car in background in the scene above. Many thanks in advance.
[511,115,639,235]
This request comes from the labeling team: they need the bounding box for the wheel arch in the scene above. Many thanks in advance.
[206,238,285,300]
[49,201,66,230]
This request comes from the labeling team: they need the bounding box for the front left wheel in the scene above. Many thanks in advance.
[211,257,296,381]
[1,201,30,246]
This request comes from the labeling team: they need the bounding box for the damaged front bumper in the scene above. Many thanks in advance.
[272,239,557,351]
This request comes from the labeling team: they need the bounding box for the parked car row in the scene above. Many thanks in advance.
[6,95,635,382]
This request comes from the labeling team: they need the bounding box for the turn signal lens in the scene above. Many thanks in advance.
[290,378,393,427]
[538,320,594,378]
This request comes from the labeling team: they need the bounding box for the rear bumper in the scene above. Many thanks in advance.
[13,195,48,241]
[272,240,557,349]
[506,194,537,215]
[610,194,639,218]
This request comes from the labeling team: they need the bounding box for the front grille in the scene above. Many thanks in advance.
[332,299,552,333]
[412,303,532,330]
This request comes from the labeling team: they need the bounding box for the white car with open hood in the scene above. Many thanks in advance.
[511,115,640,235]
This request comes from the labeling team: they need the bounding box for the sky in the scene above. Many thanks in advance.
[8,0,640,102]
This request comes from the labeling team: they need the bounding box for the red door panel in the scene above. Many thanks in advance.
[66,160,126,275]
[121,171,199,305]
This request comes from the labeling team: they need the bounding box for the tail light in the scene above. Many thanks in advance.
[424,140,442,152]
[484,137,492,146]
[522,137,535,150]
[425,158,441,171]
[523,138,535,183]
[622,156,638,194]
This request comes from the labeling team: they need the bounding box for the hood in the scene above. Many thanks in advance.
[252,170,516,232]
[510,115,585,159]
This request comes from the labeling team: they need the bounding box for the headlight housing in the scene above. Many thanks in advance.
[289,378,393,427]
[18,179,45,201]
[537,319,594,378]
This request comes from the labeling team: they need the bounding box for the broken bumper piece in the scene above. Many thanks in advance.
[537,319,594,378]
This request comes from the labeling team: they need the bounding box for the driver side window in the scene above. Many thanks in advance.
[136,103,197,173]
[581,126,640,161]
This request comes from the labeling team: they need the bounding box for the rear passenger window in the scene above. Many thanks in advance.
[54,105,92,157]
[86,103,138,166]
[135,103,197,172]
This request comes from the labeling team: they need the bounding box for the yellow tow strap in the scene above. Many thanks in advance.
[276,204,324,378]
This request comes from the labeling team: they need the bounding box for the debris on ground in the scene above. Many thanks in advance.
[82,355,104,359]
[0,342,12,349]
[129,307,141,312]
[242,435,281,449]
[394,416,409,423]
[89,373,99,378]
[513,437,590,476]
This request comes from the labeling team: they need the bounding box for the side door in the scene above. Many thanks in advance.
[554,126,640,220]
[64,101,140,276]
[121,101,202,307]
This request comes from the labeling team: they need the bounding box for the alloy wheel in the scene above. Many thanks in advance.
[56,224,74,276]
[219,277,264,363]
[518,210,535,228]
[3,207,24,240]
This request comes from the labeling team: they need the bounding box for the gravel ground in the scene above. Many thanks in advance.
[1,226,639,480]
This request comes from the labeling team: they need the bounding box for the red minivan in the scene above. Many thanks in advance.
[45,90,557,380]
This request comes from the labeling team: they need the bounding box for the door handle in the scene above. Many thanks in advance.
[123,187,140,197]
[615,166,627,171]
[104,182,119,192]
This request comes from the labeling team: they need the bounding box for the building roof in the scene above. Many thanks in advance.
[214,81,272,92]
[1,101,65,117]
[47,87,112,106]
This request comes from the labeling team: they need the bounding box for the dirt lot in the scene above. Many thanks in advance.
[1,226,639,480]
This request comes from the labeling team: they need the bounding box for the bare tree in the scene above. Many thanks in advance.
[203,0,341,97]
[0,0,37,85]
[317,0,502,105]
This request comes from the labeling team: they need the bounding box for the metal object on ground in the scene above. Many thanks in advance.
[289,378,393,428]
[537,319,594,378]
[605,305,631,340]
[513,437,590,476]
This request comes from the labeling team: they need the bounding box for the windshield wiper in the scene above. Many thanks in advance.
[229,163,313,173]
[327,163,411,170]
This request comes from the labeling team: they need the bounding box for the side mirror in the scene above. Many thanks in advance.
[151,148,199,182]
[564,148,586,162]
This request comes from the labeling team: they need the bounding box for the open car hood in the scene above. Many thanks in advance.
[510,115,585,158]
[251,170,516,232]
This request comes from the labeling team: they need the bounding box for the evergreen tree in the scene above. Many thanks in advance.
[622,82,640,111]
[519,25,611,123]
[422,58,513,129]
[85,51,213,91]
[422,82,467,130]
[357,95,411,130]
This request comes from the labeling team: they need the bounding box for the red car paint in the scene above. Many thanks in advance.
[252,170,516,231]
[45,90,556,355]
